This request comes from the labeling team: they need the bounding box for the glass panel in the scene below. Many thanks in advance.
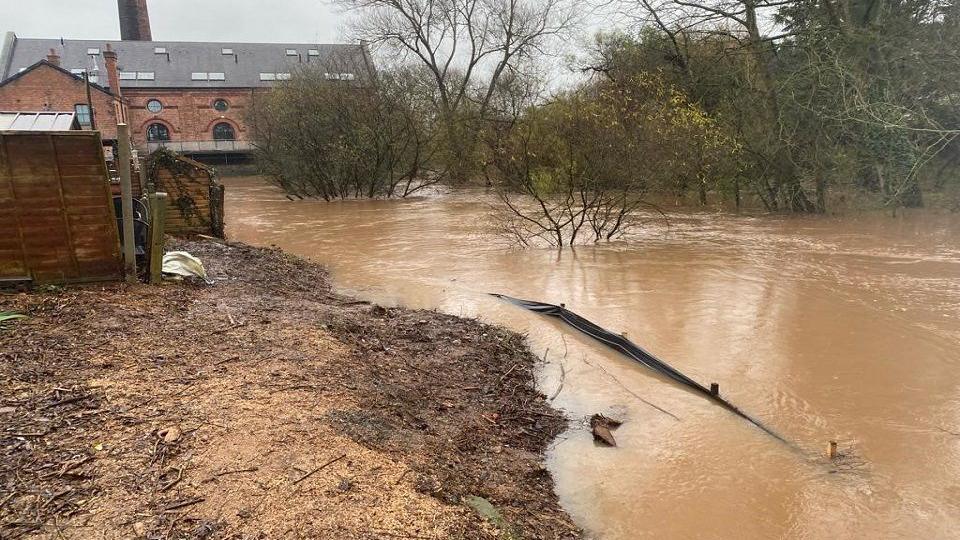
[221,48,234,55]
[74,104,91,126]
[146,123,170,142]
[209,72,225,81]
[146,100,162,113]
[137,72,155,80]
[154,47,167,54]
[259,73,276,81]
[285,49,298,56]
[86,48,100,55]
[212,123,236,141]
[308,49,320,56]
[191,72,208,80]
[120,72,137,80]
[276,73,291,80]
[213,99,229,112]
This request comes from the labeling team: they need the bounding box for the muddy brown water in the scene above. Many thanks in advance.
[223,176,960,539]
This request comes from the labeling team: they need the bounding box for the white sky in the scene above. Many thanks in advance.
[0,0,346,43]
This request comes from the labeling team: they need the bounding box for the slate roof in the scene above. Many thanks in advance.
[1,35,371,89]
[0,111,80,131]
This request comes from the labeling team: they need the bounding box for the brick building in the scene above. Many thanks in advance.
[0,0,371,163]
[0,49,126,142]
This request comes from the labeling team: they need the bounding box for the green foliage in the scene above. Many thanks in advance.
[0,312,27,324]
[591,0,960,212]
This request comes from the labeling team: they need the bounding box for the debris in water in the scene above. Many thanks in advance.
[491,293,791,446]
[590,414,622,447]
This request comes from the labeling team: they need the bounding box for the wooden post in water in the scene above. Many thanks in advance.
[828,440,838,459]
[148,192,167,284]
[710,382,720,396]
[117,123,136,281]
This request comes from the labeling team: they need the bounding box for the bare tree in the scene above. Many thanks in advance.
[338,0,580,177]
[492,75,735,246]
[250,66,444,200]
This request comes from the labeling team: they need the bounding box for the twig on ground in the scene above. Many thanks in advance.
[214,467,259,477]
[163,497,204,512]
[42,394,90,409]
[292,453,347,485]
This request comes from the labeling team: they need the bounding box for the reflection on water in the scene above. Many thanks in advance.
[224,176,960,539]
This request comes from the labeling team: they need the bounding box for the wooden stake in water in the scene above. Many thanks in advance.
[828,440,838,459]
[710,382,720,396]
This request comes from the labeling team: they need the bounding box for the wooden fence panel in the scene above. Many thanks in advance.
[0,131,122,285]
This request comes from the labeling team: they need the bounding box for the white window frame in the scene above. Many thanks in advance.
[259,73,276,81]
[119,71,137,80]
[154,47,167,54]
[285,49,298,56]
[191,72,209,80]
[208,72,225,81]
[137,72,155,80]
[221,48,234,55]
[340,73,356,81]
[86,48,100,55]
[276,73,292,80]
[308,49,320,56]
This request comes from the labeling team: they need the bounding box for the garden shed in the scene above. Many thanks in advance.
[145,149,225,238]
[0,128,122,285]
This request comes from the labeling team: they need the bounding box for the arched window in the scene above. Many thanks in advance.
[212,122,235,140]
[146,123,170,142]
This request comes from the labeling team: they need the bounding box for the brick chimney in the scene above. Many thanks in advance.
[46,48,61,67]
[102,44,122,97]
[118,0,152,41]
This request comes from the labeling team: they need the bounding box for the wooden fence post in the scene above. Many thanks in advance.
[148,192,167,284]
[117,124,137,281]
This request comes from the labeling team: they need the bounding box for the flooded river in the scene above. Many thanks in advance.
[223,176,960,539]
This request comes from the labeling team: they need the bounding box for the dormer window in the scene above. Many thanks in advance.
[285,49,298,56]
[191,72,208,80]
[137,72,155,80]
[221,48,234,55]
[120,71,137,80]
[259,73,276,81]
[154,47,167,54]
[308,49,320,56]
[209,72,226,81]
[87,48,100,55]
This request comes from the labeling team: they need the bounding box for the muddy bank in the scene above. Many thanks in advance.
[0,239,580,539]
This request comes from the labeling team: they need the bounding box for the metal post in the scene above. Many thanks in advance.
[148,192,167,284]
[117,123,136,281]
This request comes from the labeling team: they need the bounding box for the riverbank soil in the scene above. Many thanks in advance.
[0,239,580,539]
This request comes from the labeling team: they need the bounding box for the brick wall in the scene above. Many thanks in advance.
[125,88,259,146]
[0,64,121,140]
